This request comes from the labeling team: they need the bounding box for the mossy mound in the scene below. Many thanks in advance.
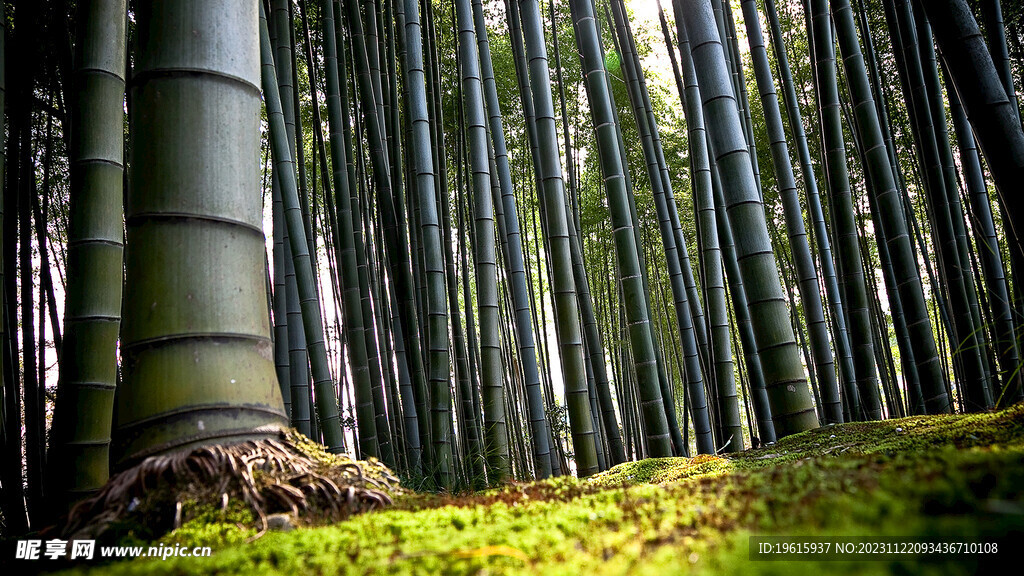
[52,404,1024,575]
[55,431,400,550]
[734,401,1024,467]
[285,430,402,495]
[588,454,731,487]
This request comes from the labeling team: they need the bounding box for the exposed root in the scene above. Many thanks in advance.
[61,430,399,542]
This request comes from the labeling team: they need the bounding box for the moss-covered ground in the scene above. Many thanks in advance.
[55,403,1024,574]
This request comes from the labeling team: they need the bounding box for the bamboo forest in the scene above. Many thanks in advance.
[2,0,1024,573]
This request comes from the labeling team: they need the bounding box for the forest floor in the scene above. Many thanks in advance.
[52,402,1024,575]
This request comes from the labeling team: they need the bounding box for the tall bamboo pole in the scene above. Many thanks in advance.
[570,0,673,458]
[515,0,599,475]
[474,0,556,475]
[260,3,347,450]
[740,0,842,424]
[763,0,860,419]
[49,0,127,507]
[681,0,819,437]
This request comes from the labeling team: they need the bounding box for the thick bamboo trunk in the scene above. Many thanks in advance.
[115,2,289,466]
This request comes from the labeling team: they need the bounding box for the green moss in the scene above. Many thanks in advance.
[55,404,1024,575]
[588,454,732,487]
[286,429,403,494]
[160,521,255,550]
[159,499,257,548]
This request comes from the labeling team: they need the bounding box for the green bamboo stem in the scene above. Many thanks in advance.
[807,0,882,419]
[115,2,290,465]
[571,0,673,458]
[515,0,599,476]
[260,3,346,451]
[401,0,451,483]
[455,0,509,484]
[886,0,984,410]
[677,0,777,445]
[740,0,842,424]
[343,0,432,467]
[681,0,818,438]
[49,0,126,506]
[474,0,557,475]
[947,65,1022,405]
[918,0,1024,284]
[915,12,993,408]
[316,0,384,457]
[763,0,860,419]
